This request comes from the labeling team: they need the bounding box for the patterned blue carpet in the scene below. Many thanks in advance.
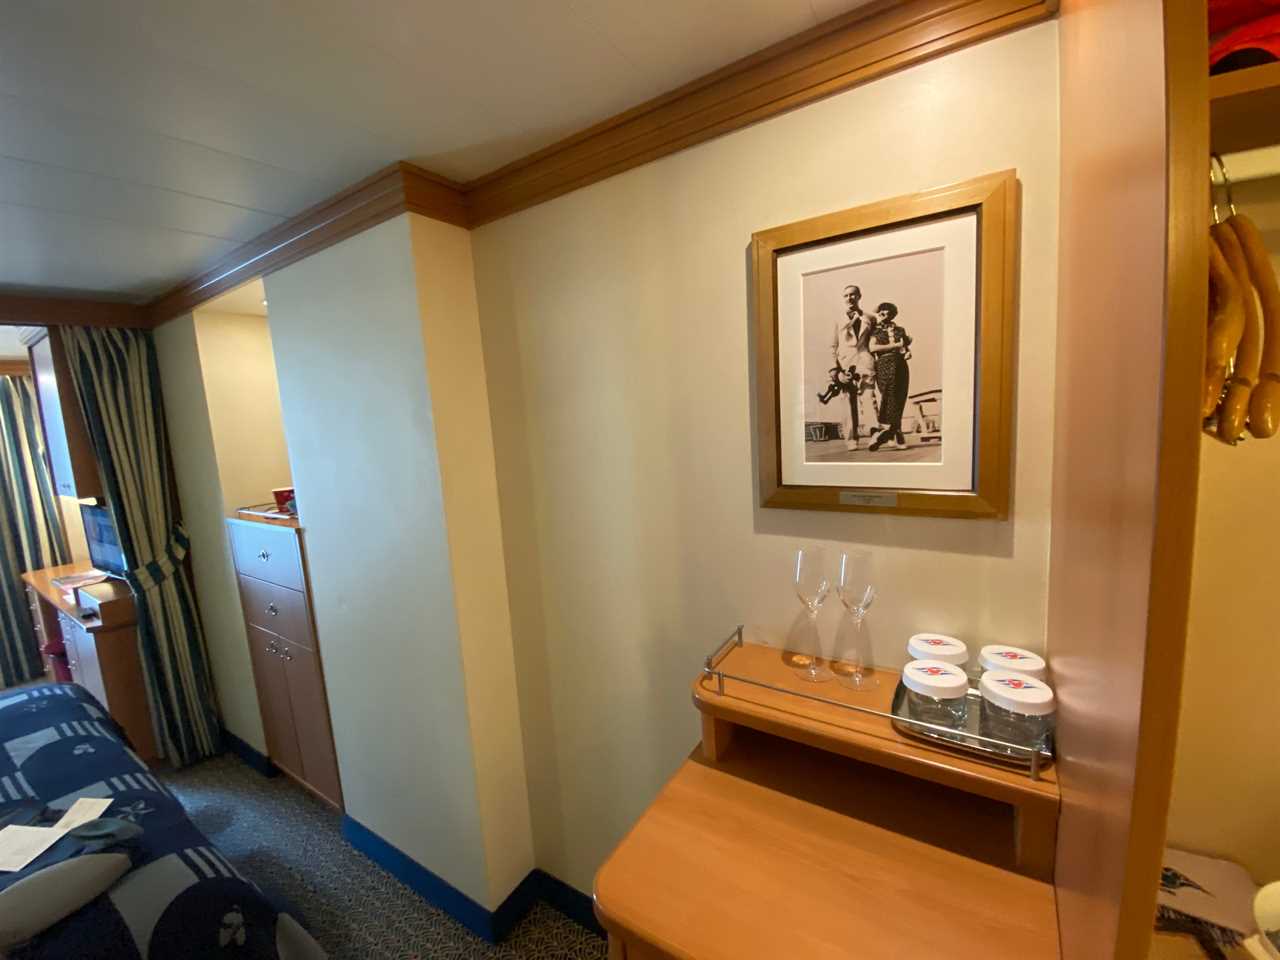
[160,755,606,960]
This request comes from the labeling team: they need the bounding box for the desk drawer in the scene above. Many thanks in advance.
[238,574,312,649]
[228,521,304,592]
[58,617,108,707]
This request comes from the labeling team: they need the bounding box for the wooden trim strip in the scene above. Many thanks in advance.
[0,358,31,376]
[143,161,472,326]
[138,0,1052,325]
[146,162,469,325]
[463,0,1057,224]
[1112,1,1209,955]
[0,294,146,329]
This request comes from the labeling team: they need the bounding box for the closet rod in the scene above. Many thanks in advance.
[1216,145,1280,184]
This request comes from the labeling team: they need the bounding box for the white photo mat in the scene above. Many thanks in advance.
[776,212,979,491]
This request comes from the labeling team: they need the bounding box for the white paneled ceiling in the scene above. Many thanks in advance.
[0,0,877,303]
[200,278,268,318]
[0,326,26,358]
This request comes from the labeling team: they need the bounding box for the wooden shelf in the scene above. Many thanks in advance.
[234,508,300,529]
[693,642,1059,880]
[1210,61,1280,154]
[594,731,1060,960]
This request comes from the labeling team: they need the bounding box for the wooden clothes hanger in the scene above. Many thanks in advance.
[1207,154,1280,442]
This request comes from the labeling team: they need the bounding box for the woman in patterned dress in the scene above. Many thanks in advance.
[867,303,912,451]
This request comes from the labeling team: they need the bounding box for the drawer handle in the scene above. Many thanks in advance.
[257,549,271,563]
[266,603,279,617]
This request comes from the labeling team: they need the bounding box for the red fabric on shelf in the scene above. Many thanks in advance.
[1210,0,1280,35]
[1210,12,1280,66]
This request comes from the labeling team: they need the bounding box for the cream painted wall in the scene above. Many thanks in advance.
[1166,181,1280,882]
[471,21,1061,890]
[154,314,269,752]
[408,214,535,905]
[59,496,90,564]
[265,215,527,908]
[194,311,292,510]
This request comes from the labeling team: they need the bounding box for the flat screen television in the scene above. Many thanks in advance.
[81,504,127,577]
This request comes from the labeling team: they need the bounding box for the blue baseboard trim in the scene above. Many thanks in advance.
[342,815,502,941]
[526,868,605,937]
[341,815,603,942]
[222,731,278,778]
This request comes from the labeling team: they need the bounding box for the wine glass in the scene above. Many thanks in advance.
[836,549,879,691]
[791,546,832,682]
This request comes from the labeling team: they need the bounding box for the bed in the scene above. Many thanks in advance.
[0,682,325,959]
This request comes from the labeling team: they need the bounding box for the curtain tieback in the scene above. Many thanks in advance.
[125,523,191,593]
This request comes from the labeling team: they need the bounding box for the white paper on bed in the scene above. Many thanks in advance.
[51,797,112,833]
[0,826,62,872]
[0,797,113,872]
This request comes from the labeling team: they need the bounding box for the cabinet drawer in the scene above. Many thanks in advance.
[238,574,312,649]
[227,520,304,591]
[57,612,88,645]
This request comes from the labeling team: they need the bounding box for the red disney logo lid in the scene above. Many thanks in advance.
[914,664,954,677]
[996,677,1035,690]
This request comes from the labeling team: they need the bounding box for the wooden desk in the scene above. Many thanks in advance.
[22,563,158,762]
[594,729,1060,960]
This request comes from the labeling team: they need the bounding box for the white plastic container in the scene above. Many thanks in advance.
[977,644,1047,681]
[979,670,1055,745]
[902,659,970,727]
[906,633,969,667]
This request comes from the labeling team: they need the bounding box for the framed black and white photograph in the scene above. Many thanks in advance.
[753,171,1018,518]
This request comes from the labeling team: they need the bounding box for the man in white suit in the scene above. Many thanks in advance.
[831,284,868,450]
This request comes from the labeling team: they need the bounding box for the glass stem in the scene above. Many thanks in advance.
[852,609,866,677]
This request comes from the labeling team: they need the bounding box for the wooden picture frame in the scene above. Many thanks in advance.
[752,169,1018,519]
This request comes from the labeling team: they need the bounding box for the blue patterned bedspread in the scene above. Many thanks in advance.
[0,683,325,959]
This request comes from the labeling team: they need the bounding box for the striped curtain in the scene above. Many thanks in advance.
[59,327,220,766]
[0,375,70,687]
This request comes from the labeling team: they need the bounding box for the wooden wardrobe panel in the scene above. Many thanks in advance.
[1051,1,1207,957]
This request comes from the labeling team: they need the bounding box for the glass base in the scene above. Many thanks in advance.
[788,655,834,683]
[836,670,880,692]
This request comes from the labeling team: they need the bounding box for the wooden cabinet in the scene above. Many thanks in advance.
[278,636,342,805]
[24,564,157,761]
[28,332,103,501]
[229,518,342,808]
[247,625,304,780]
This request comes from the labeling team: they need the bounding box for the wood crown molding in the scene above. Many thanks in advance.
[0,293,146,329]
[0,358,32,376]
[463,0,1057,225]
[145,162,467,326]
[129,0,1054,326]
